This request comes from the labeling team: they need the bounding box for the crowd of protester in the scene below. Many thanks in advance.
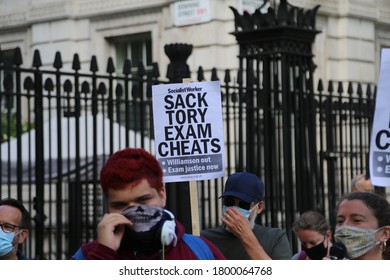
[1,149,389,260]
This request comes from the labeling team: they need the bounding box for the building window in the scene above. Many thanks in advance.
[114,32,152,74]
[112,33,153,135]
[1,49,14,69]
[1,49,18,142]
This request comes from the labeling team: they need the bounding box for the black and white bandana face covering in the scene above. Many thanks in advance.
[122,205,165,232]
[121,205,176,254]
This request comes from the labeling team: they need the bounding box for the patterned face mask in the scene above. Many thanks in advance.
[121,205,177,253]
[122,205,165,232]
[334,225,382,259]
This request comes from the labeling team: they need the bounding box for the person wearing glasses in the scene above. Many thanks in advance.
[0,198,30,260]
[201,172,292,259]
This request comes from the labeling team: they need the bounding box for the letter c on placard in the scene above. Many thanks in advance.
[158,142,169,157]
[375,130,390,150]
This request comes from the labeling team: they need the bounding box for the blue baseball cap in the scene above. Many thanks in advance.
[221,172,265,203]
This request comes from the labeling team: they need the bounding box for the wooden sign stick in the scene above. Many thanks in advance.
[182,78,200,236]
[189,180,200,236]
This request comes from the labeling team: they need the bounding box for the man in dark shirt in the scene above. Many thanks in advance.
[201,172,292,259]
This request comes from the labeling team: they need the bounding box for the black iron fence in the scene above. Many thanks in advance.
[0,47,162,259]
[0,45,376,258]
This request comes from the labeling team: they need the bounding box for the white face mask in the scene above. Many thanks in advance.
[334,225,382,259]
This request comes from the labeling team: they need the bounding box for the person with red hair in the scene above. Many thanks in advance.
[72,148,224,260]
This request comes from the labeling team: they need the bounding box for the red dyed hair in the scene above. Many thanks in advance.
[100,148,163,195]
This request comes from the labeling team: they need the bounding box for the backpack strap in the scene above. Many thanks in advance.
[182,233,215,260]
[72,247,86,260]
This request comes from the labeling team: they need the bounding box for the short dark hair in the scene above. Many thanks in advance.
[337,191,390,228]
[0,198,31,230]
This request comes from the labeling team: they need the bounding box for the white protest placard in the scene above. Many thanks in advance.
[152,81,225,183]
[370,48,390,187]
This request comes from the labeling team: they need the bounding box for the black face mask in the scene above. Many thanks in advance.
[302,238,328,260]
[121,218,165,254]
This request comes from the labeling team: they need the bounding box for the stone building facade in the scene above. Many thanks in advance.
[1,0,389,84]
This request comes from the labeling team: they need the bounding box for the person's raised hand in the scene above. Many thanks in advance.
[221,207,252,240]
[97,213,132,251]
